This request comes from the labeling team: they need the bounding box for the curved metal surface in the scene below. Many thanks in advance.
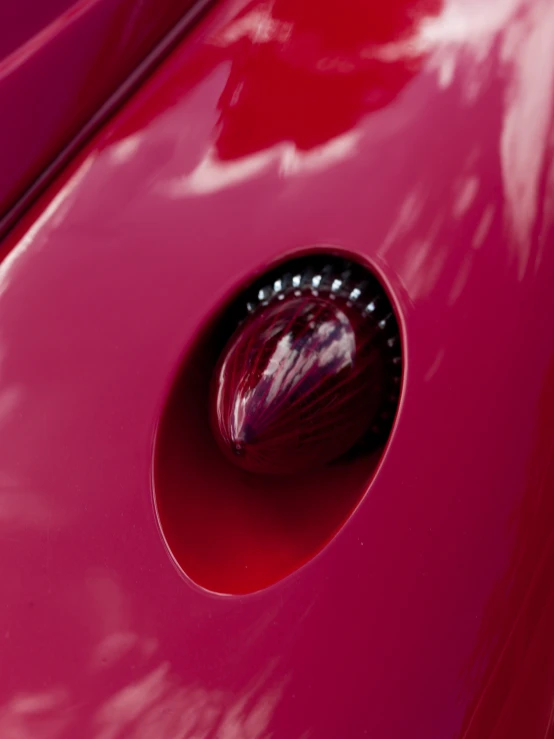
[0,0,205,221]
[0,0,553,736]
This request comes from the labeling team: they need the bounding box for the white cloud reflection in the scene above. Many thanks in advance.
[163,132,360,197]
[423,0,554,279]
[93,658,287,739]
[0,648,287,739]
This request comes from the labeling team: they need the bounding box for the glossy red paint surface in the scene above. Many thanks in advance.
[1,0,554,736]
[157,355,384,594]
[0,0,204,220]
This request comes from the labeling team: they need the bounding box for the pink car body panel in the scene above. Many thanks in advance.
[0,0,205,219]
[0,0,554,736]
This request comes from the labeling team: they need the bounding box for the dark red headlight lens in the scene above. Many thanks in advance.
[210,260,400,475]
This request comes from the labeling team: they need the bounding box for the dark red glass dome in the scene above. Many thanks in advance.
[210,260,401,475]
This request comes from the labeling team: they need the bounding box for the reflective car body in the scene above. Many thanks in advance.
[1,0,554,737]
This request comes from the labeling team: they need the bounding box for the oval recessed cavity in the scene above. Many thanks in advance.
[154,254,403,594]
